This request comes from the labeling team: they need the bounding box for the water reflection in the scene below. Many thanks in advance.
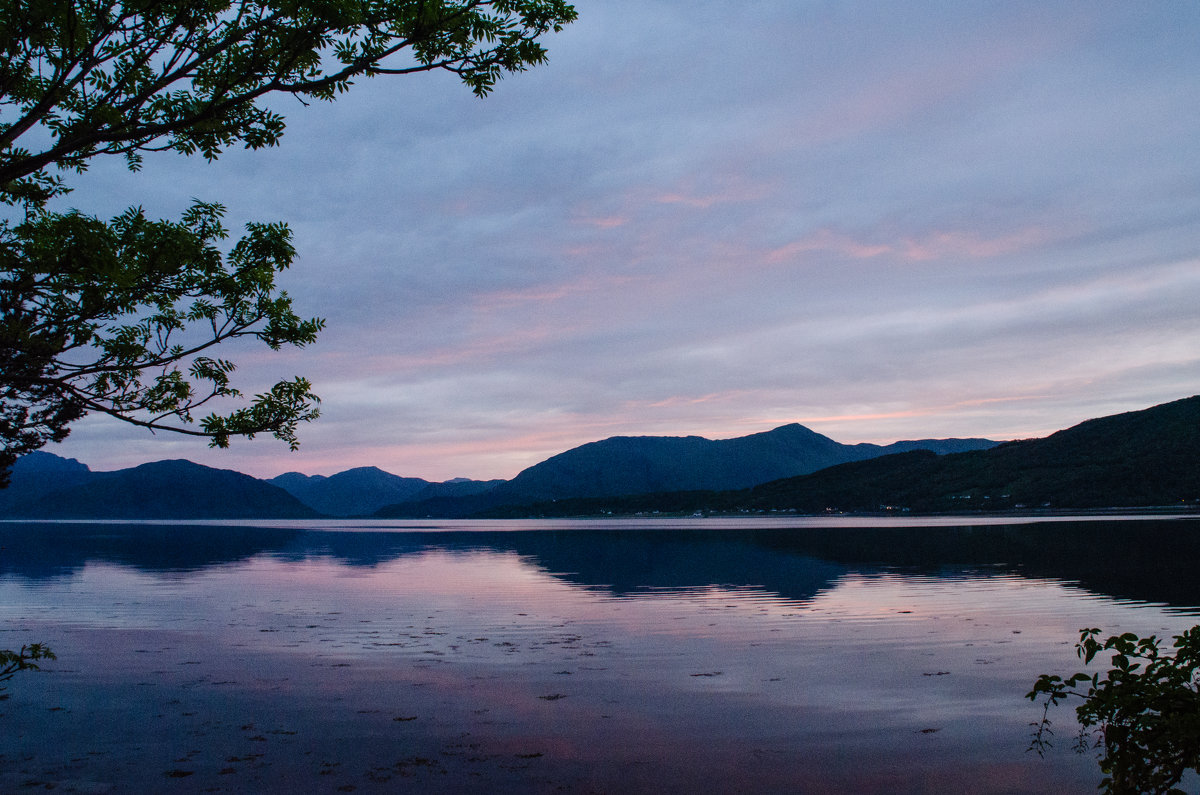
[4,518,1200,609]
[1,519,1198,792]
[0,521,300,578]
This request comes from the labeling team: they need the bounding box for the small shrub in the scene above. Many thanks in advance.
[1028,626,1200,794]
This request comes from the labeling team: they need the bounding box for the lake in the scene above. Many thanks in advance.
[2,516,1199,793]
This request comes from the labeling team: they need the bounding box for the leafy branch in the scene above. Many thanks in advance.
[0,643,55,700]
[1,199,322,482]
[0,1,578,207]
[1027,626,1200,794]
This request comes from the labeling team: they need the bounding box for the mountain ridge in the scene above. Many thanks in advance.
[5,459,319,519]
[483,395,1200,517]
[2,422,999,518]
[267,466,432,517]
[480,423,996,505]
[8,397,1191,519]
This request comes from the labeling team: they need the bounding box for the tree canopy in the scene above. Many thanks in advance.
[0,0,577,484]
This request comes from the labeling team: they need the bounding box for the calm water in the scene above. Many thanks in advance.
[2,516,1199,793]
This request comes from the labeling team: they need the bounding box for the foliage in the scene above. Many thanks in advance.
[0,643,55,699]
[2,198,324,477]
[0,0,577,485]
[1027,626,1200,794]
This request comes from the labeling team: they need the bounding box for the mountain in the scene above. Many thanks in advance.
[411,478,506,499]
[270,471,325,494]
[373,488,518,519]
[485,424,996,502]
[491,425,839,501]
[269,466,432,516]
[375,425,996,517]
[487,396,1200,516]
[0,451,93,514]
[22,395,1190,520]
[0,453,499,519]
[743,394,1200,512]
[864,438,1010,456]
[7,459,318,519]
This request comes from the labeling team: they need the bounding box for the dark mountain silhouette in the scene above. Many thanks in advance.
[496,425,842,501]
[10,396,1192,519]
[375,425,997,516]
[490,424,997,502]
[267,468,504,516]
[742,394,1200,513]
[0,453,502,519]
[413,478,506,499]
[268,466,432,516]
[488,395,1200,516]
[3,425,995,520]
[7,459,318,519]
[269,470,322,493]
[0,451,93,514]
[373,489,515,519]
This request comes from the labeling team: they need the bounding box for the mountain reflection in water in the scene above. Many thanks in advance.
[3,518,1200,609]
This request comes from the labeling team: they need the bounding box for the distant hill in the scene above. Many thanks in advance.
[373,489,516,519]
[376,425,996,516]
[269,467,432,516]
[491,425,839,501]
[7,459,318,519]
[481,425,993,501]
[0,451,93,514]
[743,394,1200,512]
[267,468,504,517]
[0,452,500,519]
[412,478,506,500]
[485,396,1200,516]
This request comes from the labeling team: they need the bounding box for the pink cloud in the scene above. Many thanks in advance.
[767,225,1064,265]
[623,390,759,412]
[480,273,640,308]
[899,227,1058,261]
[655,192,724,209]
[766,229,892,263]
[786,394,1053,427]
[650,172,771,211]
[348,324,558,372]
[575,214,630,229]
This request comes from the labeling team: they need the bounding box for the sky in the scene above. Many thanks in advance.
[44,0,1200,481]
